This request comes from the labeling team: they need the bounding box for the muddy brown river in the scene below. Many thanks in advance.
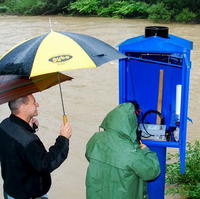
[0,16,199,199]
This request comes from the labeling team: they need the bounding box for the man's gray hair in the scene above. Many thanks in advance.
[8,96,29,114]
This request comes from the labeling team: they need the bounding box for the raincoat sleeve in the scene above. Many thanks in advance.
[131,147,160,181]
[25,135,69,173]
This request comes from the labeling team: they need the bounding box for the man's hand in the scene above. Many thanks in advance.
[60,122,72,139]
[29,118,39,129]
[140,143,147,149]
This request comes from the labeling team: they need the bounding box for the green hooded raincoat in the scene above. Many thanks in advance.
[86,103,160,199]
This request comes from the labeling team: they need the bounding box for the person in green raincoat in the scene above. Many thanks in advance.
[85,102,160,199]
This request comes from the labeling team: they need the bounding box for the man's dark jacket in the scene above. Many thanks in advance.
[0,114,69,199]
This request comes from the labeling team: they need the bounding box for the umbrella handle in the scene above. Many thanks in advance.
[63,114,68,125]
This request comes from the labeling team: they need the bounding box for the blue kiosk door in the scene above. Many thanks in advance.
[119,26,192,199]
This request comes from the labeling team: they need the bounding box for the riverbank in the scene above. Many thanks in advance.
[0,0,199,23]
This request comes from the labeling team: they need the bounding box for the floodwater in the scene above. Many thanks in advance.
[0,16,199,199]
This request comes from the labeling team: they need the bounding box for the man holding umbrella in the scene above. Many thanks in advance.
[0,94,72,199]
[0,30,126,199]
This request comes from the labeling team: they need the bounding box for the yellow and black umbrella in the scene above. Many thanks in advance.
[0,31,126,123]
[0,31,125,77]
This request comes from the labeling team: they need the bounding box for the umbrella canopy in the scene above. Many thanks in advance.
[0,72,72,105]
[0,31,126,77]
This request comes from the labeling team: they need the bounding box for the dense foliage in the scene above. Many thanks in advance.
[0,0,74,15]
[166,141,200,198]
[0,0,199,23]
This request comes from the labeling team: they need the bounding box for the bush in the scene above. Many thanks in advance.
[68,0,149,18]
[3,0,45,15]
[175,8,197,23]
[166,141,200,199]
[0,5,8,12]
[68,0,101,15]
[43,0,73,15]
[24,1,47,15]
[147,2,172,22]
[3,0,73,15]
[7,0,35,14]
[163,0,200,14]
[113,1,149,18]
[97,1,121,17]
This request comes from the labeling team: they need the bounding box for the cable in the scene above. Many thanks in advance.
[141,110,165,138]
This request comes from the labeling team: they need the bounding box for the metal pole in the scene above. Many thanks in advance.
[57,73,68,124]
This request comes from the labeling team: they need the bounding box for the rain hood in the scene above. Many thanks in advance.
[100,102,138,143]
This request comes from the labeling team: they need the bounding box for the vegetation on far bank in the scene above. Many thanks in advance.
[166,141,200,199]
[0,0,199,23]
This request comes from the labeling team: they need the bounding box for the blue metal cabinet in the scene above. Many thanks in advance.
[118,26,192,198]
